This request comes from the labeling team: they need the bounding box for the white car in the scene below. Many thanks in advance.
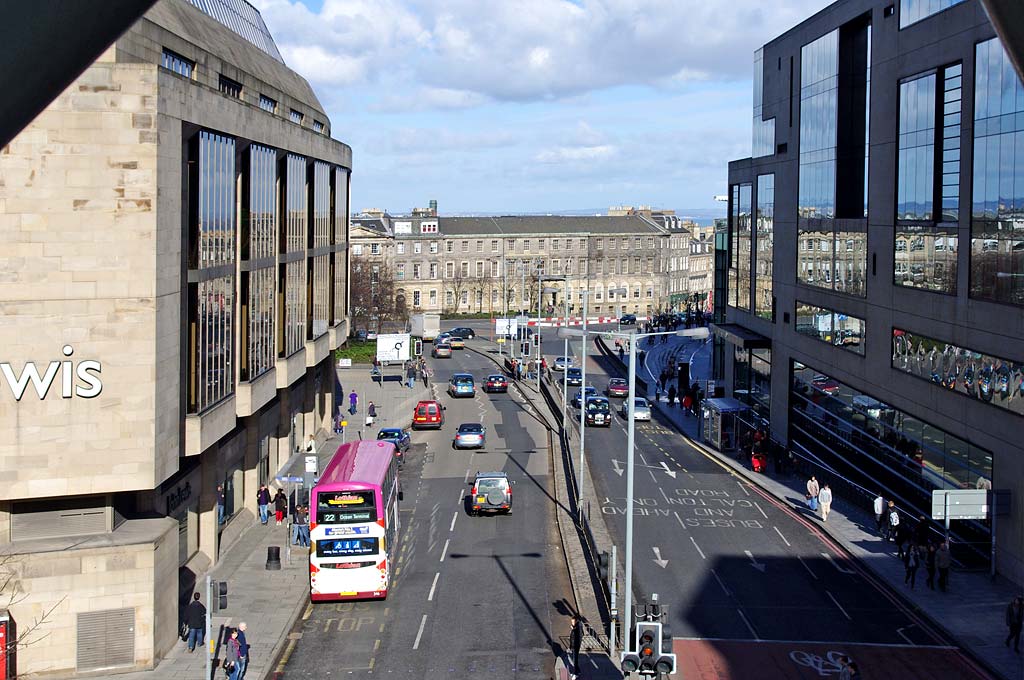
[553,356,573,371]
[621,397,652,421]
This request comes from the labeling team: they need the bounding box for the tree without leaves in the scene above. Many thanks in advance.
[350,259,399,332]
[445,264,468,314]
[0,552,64,657]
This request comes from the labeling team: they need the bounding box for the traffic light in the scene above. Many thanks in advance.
[532,333,540,347]
[414,339,423,356]
[216,581,228,611]
[635,621,659,674]
[659,624,677,676]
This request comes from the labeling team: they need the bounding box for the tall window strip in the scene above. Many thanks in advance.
[893,328,1024,417]
[752,48,776,158]
[728,183,752,311]
[798,30,839,220]
[241,144,276,382]
[794,301,865,354]
[940,64,962,222]
[897,74,937,221]
[281,154,307,356]
[188,131,236,414]
[162,48,194,78]
[333,168,350,324]
[755,174,775,320]
[971,38,1024,307]
[899,0,966,29]
[310,161,331,339]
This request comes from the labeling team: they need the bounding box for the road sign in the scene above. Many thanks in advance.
[337,358,352,368]
[931,489,989,520]
[276,475,304,483]
[496,318,518,336]
[305,455,318,473]
[376,333,411,363]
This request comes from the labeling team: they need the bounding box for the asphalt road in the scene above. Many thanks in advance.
[544,328,990,679]
[279,342,574,679]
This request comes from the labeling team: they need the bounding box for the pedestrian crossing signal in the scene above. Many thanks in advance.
[414,339,423,356]
[216,581,228,611]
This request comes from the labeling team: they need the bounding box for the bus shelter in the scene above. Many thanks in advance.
[702,397,751,454]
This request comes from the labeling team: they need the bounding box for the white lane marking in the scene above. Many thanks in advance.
[896,626,915,645]
[711,569,731,596]
[753,501,768,519]
[690,536,706,560]
[427,572,440,601]
[638,452,649,465]
[659,487,671,504]
[464,468,472,483]
[413,614,428,649]
[737,609,760,640]
[773,526,791,547]
[440,538,450,562]
[673,511,688,530]
[827,591,853,621]
[797,555,819,580]
[737,481,750,496]
[648,469,657,482]
[449,512,458,532]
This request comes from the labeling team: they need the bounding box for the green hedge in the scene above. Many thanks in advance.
[334,341,377,364]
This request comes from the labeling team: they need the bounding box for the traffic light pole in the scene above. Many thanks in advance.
[624,334,638,639]
[609,544,618,660]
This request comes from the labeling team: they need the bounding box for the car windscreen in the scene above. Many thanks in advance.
[476,478,507,491]
[454,376,473,385]
[587,400,610,413]
[458,424,483,433]
[377,431,397,440]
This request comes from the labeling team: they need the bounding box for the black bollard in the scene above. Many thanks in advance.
[266,545,281,570]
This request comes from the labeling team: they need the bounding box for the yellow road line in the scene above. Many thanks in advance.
[301,603,313,620]
[275,638,297,672]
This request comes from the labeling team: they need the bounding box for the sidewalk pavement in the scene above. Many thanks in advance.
[636,337,1023,680]
[117,366,429,680]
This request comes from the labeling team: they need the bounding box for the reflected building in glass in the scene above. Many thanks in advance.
[0,0,351,675]
[718,0,1024,584]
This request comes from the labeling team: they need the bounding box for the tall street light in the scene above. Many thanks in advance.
[537,280,563,390]
[608,287,626,332]
[557,324,710,642]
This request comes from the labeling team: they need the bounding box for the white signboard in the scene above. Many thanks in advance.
[376,334,411,363]
[305,455,318,473]
[394,221,412,234]
[931,489,989,521]
[496,318,519,336]
[338,358,352,368]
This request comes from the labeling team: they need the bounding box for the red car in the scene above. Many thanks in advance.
[484,374,509,393]
[606,378,629,398]
[812,374,841,395]
[412,400,445,429]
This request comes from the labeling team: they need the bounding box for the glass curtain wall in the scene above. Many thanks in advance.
[798,31,839,221]
[753,48,776,158]
[311,161,331,339]
[728,183,752,310]
[333,168,350,325]
[794,301,865,355]
[280,154,307,357]
[899,0,966,29]
[971,38,1024,306]
[755,174,775,319]
[240,143,276,383]
[188,130,236,413]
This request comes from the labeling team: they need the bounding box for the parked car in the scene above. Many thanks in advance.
[619,314,637,325]
[585,396,612,427]
[469,471,513,515]
[354,329,368,341]
[448,336,466,350]
[812,374,841,395]
[432,342,453,358]
[453,423,486,449]
[484,374,509,393]
[412,400,445,429]
[572,386,598,408]
[376,428,411,466]
[366,331,379,340]
[447,327,476,339]
[553,356,573,371]
[606,378,629,398]
[448,373,476,397]
[621,397,651,421]
[565,367,583,386]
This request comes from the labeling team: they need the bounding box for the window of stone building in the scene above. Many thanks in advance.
[414,242,422,254]
[397,243,405,254]
[596,238,603,250]
[461,241,469,253]
[446,262,454,278]
[258,94,277,113]
[476,240,484,252]
[290,109,304,124]
[446,240,454,253]
[162,48,194,78]
[430,242,439,254]
[218,74,242,98]
[491,240,499,252]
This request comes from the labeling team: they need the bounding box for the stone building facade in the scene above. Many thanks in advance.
[0,0,350,675]
[350,213,699,317]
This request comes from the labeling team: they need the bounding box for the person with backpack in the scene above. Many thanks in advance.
[886,501,901,541]
[256,485,271,526]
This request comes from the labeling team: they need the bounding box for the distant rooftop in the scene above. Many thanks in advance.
[185,0,284,63]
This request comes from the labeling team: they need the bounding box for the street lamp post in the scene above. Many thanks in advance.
[578,290,588,500]
[562,278,570,421]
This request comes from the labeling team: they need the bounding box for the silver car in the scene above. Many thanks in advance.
[453,423,486,449]
[621,397,652,421]
[553,356,573,371]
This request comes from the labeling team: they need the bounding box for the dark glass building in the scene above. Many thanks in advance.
[718,0,1023,583]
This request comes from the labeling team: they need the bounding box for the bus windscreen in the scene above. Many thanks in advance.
[316,490,377,524]
[315,537,379,558]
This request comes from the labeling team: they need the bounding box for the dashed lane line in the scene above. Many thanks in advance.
[439,538,450,562]
[412,614,428,650]
[737,609,761,640]
[773,526,792,547]
[690,536,707,560]
[427,572,440,601]
[827,590,853,620]
[449,511,458,532]
[753,501,768,519]
[797,555,819,580]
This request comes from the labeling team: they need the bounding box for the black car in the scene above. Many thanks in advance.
[447,327,476,339]
[620,314,637,325]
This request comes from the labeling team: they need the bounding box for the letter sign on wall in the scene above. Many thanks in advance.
[0,345,103,400]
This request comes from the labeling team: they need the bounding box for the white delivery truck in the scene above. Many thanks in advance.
[409,313,441,342]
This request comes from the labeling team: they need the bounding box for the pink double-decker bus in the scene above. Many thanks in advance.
[309,440,401,601]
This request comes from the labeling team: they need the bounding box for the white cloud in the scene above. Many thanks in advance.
[535,144,617,163]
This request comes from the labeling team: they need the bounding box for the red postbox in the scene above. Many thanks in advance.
[0,610,16,680]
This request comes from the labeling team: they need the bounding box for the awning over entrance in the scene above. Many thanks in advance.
[710,323,771,349]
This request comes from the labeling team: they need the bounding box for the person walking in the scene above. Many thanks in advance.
[925,543,937,590]
[366,401,377,427]
[873,494,886,533]
[904,544,921,589]
[225,628,242,680]
[184,592,205,652]
[256,485,271,525]
[216,484,226,525]
[295,504,310,547]
[273,488,288,526]
[806,476,820,512]
[667,385,677,407]
[936,541,951,592]
[818,483,833,521]
[1006,596,1024,653]
[659,372,668,391]
[348,389,358,415]
[886,501,901,542]
[236,622,250,679]
[406,363,416,389]
[568,615,584,678]
[422,364,431,388]
[305,434,316,453]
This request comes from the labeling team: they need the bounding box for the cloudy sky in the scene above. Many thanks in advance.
[253,0,830,215]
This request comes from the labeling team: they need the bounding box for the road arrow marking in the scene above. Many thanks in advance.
[660,461,677,479]
[652,547,669,568]
[744,550,766,573]
[612,459,624,476]
[821,552,856,574]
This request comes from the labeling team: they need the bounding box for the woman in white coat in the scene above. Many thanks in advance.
[818,483,833,521]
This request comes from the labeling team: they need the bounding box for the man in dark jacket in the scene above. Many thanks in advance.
[256,485,271,525]
[184,592,206,652]
[1006,597,1024,653]
[568,615,584,677]
[237,621,251,678]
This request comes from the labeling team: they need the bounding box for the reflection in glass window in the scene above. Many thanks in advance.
[752,49,776,158]
[897,74,936,220]
[794,301,864,355]
[241,144,276,382]
[728,183,752,311]
[333,168,349,324]
[971,38,1024,307]
[755,174,774,319]
[834,230,867,297]
[798,31,838,220]
[162,49,194,78]
[282,155,307,356]
[790,360,992,568]
[892,328,1024,418]
[311,162,331,339]
[940,64,962,222]
[899,0,966,29]
[894,226,957,293]
[259,95,277,113]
